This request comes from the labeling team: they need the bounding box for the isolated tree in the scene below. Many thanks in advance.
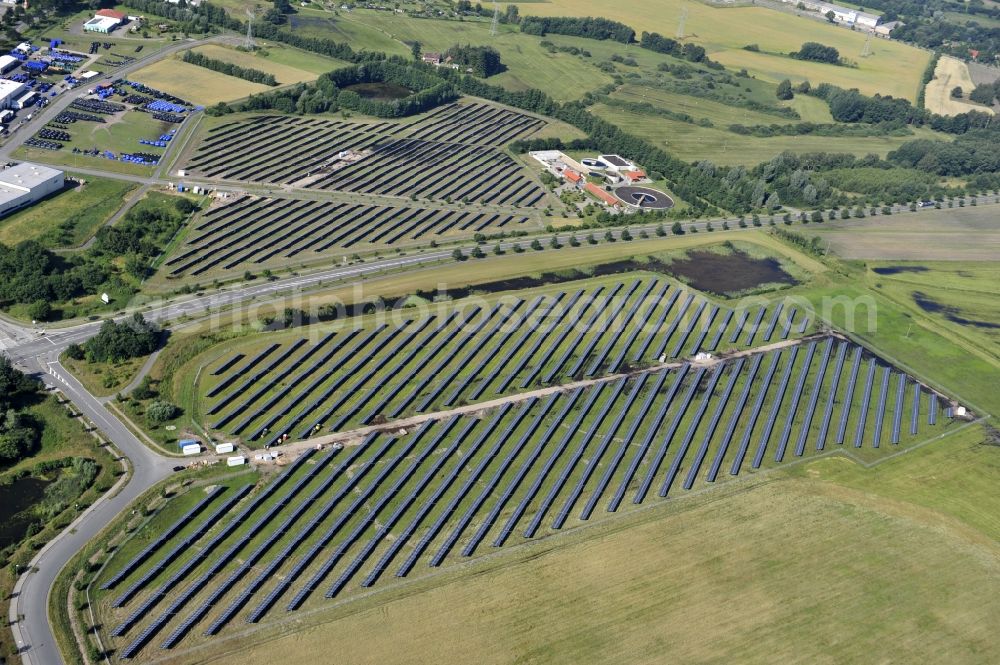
[452,248,465,261]
[530,239,543,251]
[411,40,422,60]
[951,86,963,99]
[776,79,794,100]
[671,221,683,235]
[825,10,836,22]
[471,246,485,259]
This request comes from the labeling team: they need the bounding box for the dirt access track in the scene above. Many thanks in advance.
[925,55,995,117]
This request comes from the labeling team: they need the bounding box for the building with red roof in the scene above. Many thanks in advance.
[563,169,583,184]
[96,8,127,20]
[584,182,620,207]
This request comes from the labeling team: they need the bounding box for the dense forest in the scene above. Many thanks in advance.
[519,16,636,43]
[0,196,192,311]
[0,357,42,463]
[80,314,161,363]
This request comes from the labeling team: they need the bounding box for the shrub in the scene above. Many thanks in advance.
[146,401,179,423]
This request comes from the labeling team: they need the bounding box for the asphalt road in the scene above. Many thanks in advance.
[7,355,176,665]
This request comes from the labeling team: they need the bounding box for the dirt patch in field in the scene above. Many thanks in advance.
[925,55,995,117]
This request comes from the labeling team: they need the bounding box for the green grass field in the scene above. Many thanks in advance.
[589,102,943,165]
[0,176,135,248]
[186,44,348,86]
[515,0,931,101]
[320,9,614,101]
[14,110,175,176]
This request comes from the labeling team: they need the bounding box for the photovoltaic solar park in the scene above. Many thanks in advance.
[182,103,549,205]
[197,276,816,445]
[97,268,958,660]
[159,100,556,279]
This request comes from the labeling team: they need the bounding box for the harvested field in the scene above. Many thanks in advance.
[130,58,271,105]
[925,55,995,117]
[810,204,1000,261]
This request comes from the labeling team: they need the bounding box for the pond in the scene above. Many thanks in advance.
[0,476,51,549]
[662,250,797,296]
[343,82,413,100]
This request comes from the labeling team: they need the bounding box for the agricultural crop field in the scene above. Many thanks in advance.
[925,55,995,117]
[163,195,535,278]
[96,334,956,660]
[182,104,549,205]
[189,274,821,447]
[809,203,1000,261]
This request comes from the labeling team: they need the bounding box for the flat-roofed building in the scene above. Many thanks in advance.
[0,79,27,109]
[0,162,64,218]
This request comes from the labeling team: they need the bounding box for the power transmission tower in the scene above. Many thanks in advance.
[676,8,687,39]
[491,2,499,37]
[244,8,257,51]
[861,30,872,57]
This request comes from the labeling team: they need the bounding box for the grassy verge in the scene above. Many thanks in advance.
[0,177,136,249]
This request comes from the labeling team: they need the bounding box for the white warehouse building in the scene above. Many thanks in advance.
[786,0,881,28]
[0,79,27,110]
[0,163,65,218]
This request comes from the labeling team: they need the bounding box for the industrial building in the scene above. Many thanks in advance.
[0,162,65,218]
[84,9,127,33]
[784,0,881,28]
[0,55,18,75]
[0,79,27,110]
